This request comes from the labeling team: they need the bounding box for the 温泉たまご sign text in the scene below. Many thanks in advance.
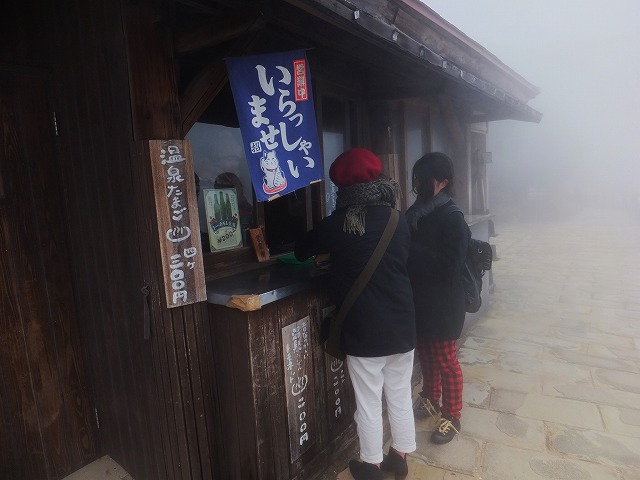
[148,140,206,308]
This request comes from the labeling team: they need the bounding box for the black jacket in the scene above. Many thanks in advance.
[295,205,416,357]
[407,200,469,340]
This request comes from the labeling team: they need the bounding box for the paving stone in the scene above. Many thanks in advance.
[403,460,477,480]
[462,381,491,408]
[503,332,589,353]
[462,363,541,395]
[624,302,640,312]
[466,324,510,342]
[414,430,480,476]
[462,335,543,357]
[62,456,133,480]
[541,383,640,411]
[590,308,640,323]
[498,352,593,382]
[461,406,546,452]
[618,467,640,480]
[599,405,640,437]
[478,316,557,336]
[490,390,604,430]
[593,368,640,394]
[547,423,640,469]
[588,344,640,362]
[546,348,639,373]
[553,326,637,350]
[481,443,621,480]
[458,347,499,366]
[336,460,477,480]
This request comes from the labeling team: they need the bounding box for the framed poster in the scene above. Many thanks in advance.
[204,187,243,252]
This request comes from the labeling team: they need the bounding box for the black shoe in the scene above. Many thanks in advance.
[430,416,461,444]
[348,459,383,480]
[414,396,441,419]
[380,447,408,480]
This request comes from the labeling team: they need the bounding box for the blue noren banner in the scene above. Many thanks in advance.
[226,50,323,202]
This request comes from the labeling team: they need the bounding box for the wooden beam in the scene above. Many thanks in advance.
[174,17,264,55]
[177,0,249,13]
[180,59,228,136]
[124,4,180,140]
[179,31,260,136]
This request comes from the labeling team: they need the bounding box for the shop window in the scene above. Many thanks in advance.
[187,83,319,271]
[188,119,316,258]
[321,95,358,215]
[186,86,359,274]
[188,122,255,254]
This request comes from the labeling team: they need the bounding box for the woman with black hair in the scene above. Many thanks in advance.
[406,152,469,444]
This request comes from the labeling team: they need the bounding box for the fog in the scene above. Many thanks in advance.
[423,0,640,222]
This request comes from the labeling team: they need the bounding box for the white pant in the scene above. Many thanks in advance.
[347,350,417,464]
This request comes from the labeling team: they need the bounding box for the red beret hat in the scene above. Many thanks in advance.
[329,148,383,188]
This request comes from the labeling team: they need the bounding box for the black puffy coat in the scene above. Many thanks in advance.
[407,200,469,340]
[295,205,416,357]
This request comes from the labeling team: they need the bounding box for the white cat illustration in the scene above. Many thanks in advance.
[260,150,287,194]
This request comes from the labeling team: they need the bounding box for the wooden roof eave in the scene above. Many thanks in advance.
[284,0,542,123]
[176,0,542,127]
[388,0,541,99]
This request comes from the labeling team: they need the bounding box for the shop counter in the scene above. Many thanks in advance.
[205,263,358,479]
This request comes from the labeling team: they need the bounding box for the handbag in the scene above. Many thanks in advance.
[323,209,399,360]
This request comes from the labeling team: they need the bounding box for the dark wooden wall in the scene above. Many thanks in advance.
[0,3,97,479]
[53,0,221,479]
[50,2,165,478]
[0,64,96,480]
[2,0,221,479]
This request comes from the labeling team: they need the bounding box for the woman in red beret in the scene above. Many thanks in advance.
[295,148,417,480]
[405,152,469,445]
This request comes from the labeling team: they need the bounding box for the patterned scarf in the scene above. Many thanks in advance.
[335,177,400,235]
[405,191,451,231]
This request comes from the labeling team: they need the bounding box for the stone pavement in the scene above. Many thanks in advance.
[337,208,640,480]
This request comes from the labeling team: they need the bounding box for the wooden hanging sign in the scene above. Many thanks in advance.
[148,140,206,308]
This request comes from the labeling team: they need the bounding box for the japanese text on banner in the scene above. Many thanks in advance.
[226,50,323,202]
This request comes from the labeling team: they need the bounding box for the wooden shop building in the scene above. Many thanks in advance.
[0,0,540,479]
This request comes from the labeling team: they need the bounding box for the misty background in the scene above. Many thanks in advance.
[423,0,640,223]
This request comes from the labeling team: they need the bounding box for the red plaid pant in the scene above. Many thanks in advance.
[416,337,463,420]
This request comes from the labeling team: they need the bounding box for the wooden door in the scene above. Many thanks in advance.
[0,66,95,479]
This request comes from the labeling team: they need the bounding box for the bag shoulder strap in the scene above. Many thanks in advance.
[334,208,399,325]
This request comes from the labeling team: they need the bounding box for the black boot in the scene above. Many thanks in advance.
[348,459,383,480]
[380,447,408,480]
